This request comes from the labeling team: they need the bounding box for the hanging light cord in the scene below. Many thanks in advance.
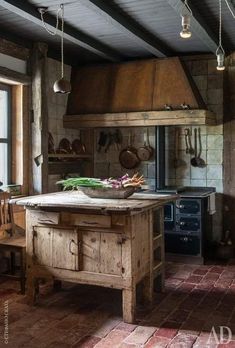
[40,6,62,36]
[40,4,65,79]
[61,4,64,79]
[224,0,235,18]
[216,0,225,54]
[184,0,192,15]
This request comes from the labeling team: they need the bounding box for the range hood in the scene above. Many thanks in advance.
[64,57,216,128]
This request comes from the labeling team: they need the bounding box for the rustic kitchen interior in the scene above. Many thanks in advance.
[0,0,235,347]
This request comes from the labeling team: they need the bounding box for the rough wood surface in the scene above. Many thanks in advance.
[0,66,31,85]
[13,191,177,213]
[67,57,205,116]
[63,109,216,128]
[153,57,204,110]
[0,38,30,60]
[31,42,49,194]
[25,203,167,323]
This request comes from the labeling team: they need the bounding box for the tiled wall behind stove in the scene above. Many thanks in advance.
[46,58,81,192]
[94,58,224,241]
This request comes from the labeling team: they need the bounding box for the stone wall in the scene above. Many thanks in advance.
[223,53,235,242]
[94,57,224,241]
[46,58,81,192]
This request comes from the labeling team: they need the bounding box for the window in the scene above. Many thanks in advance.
[0,83,11,185]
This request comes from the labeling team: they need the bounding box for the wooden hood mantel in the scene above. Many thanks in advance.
[64,57,216,128]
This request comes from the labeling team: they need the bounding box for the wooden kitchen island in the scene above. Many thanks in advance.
[14,191,176,323]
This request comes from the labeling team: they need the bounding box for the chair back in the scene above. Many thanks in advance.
[0,192,14,234]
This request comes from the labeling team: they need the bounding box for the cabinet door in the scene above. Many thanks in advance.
[52,228,80,271]
[82,230,122,275]
[33,226,80,271]
[33,226,52,267]
[100,232,122,275]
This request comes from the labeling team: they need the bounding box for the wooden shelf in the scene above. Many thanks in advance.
[64,109,216,128]
[48,161,85,175]
[48,153,92,159]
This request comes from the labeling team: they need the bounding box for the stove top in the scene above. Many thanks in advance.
[139,187,215,198]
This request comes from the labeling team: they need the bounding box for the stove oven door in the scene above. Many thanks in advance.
[176,216,200,233]
[176,199,201,215]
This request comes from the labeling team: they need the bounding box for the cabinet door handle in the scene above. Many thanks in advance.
[69,239,82,255]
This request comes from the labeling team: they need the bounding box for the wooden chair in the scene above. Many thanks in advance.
[0,192,26,294]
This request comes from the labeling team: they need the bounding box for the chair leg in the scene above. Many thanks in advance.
[10,252,16,275]
[20,249,26,295]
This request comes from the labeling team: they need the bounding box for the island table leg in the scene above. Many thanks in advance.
[122,288,136,323]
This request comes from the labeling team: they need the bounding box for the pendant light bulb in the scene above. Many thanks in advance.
[180,1,192,39]
[180,15,192,39]
[216,0,226,72]
[216,51,225,71]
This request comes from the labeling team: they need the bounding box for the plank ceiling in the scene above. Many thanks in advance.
[0,0,235,65]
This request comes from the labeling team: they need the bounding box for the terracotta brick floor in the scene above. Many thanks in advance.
[1,262,235,347]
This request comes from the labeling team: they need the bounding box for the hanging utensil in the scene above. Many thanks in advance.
[187,128,195,155]
[119,132,140,169]
[137,128,153,161]
[184,128,189,154]
[191,128,198,167]
[196,127,206,168]
[114,129,123,150]
[174,128,182,168]
[97,131,107,152]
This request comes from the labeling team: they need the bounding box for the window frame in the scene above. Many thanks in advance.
[0,82,12,184]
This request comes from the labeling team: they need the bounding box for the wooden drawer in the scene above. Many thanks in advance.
[30,211,60,225]
[61,213,111,228]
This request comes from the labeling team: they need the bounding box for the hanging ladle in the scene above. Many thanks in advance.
[187,129,195,155]
[196,128,206,168]
[191,128,198,167]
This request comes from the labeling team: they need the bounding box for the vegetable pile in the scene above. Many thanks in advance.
[57,173,145,190]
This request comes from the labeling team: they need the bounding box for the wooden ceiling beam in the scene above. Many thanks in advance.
[166,0,218,53]
[0,0,123,62]
[80,0,172,57]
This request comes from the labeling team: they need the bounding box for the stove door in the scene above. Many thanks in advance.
[165,233,201,256]
[176,199,201,215]
[176,216,200,233]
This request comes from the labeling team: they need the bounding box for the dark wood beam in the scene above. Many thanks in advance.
[166,0,218,53]
[80,0,172,57]
[1,0,123,62]
[0,67,31,85]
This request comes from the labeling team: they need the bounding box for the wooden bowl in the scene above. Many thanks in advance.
[79,186,135,199]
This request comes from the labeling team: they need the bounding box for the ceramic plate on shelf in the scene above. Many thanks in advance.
[72,138,86,154]
[58,138,72,153]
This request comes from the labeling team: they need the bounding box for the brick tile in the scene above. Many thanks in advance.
[92,317,121,338]
[144,336,171,348]
[218,342,235,348]
[154,325,178,339]
[168,333,197,348]
[210,266,224,274]
[124,326,156,345]
[204,273,220,280]
[220,271,235,279]
[193,269,208,276]
[73,335,101,348]
[95,329,129,348]
[185,275,203,284]
[119,344,141,348]
[116,322,137,332]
